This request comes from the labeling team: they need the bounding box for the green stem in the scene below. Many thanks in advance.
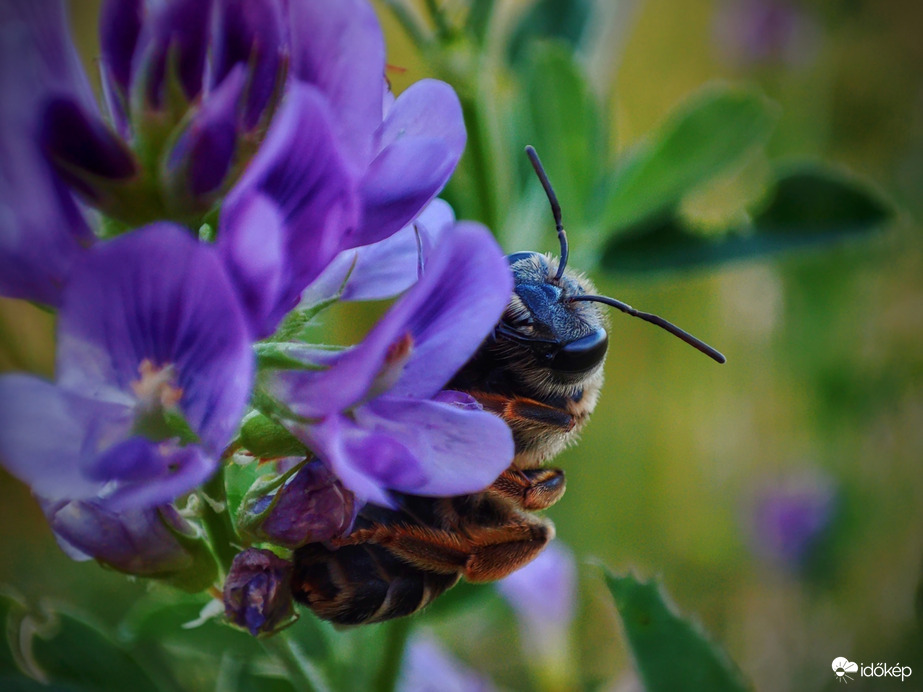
[379,0,431,48]
[422,0,451,39]
[460,95,500,232]
[199,467,240,576]
[262,633,329,692]
[372,617,413,692]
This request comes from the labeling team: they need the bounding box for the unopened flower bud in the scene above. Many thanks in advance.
[42,499,217,593]
[223,548,295,637]
[239,460,357,549]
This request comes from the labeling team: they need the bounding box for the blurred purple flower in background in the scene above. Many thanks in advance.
[714,0,819,68]
[0,225,253,511]
[497,542,577,673]
[748,471,837,572]
[399,636,496,692]
[263,224,514,506]
[224,547,295,636]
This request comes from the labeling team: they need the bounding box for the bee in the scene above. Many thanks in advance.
[291,146,725,625]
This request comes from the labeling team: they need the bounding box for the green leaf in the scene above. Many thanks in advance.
[597,84,778,235]
[239,411,308,460]
[254,342,330,372]
[0,590,25,675]
[601,163,892,273]
[604,571,751,692]
[28,608,161,692]
[508,0,593,64]
[522,41,605,226]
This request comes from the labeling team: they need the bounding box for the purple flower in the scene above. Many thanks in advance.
[497,542,576,662]
[714,0,819,68]
[749,471,836,571]
[42,499,217,591]
[0,224,253,510]
[238,459,358,548]
[399,636,496,692]
[262,224,515,506]
[1,0,467,339]
[223,548,295,636]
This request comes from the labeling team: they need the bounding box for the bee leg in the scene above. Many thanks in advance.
[335,513,554,583]
[490,467,566,510]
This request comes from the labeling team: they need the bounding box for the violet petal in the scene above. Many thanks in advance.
[268,222,510,418]
[0,374,132,502]
[218,82,359,337]
[288,0,384,169]
[99,0,143,97]
[56,223,254,454]
[135,0,212,107]
[302,198,455,305]
[167,65,247,197]
[43,498,195,576]
[355,80,466,246]
[212,0,285,129]
[41,96,137,185]
[0,12,93,306]
[354,394,514,497]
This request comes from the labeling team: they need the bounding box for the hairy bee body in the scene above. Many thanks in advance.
[292,254,607,625]
[291,146,722,626]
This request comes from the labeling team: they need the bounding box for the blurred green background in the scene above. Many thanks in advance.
[1,1,921,690]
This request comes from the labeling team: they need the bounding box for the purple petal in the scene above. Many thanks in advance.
[0,11,94,305]
[135,0,212,107]
[56,223,254,454]
[212,0,285,129]
[98,442,216,510]
[0,374,132,502]
[293,416,414,507]
[43,498,196,576]
[399,636,496,692]
[497,542,576,651]
[288,0,384,169]
[0,0,97,111]
[99,0,143,97]
[268,223,510,417]
[302,198,455,305]
[41,97,137,196]
[354,394,513,497]
[388,222,512,399]
[355,80,466,246]
[167,66,246,197]
[219,82,359,337]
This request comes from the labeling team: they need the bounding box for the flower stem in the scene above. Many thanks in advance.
[199,467,239,576]
[372,616,413,692]
[262,632,330,692]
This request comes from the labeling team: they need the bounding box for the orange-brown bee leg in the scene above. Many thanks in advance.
[335,514,554,583]
[490,467,566,510]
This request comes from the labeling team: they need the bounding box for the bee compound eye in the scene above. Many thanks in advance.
[549,327,608,374]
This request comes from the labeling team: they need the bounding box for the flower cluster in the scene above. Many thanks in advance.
[0,0,514,634]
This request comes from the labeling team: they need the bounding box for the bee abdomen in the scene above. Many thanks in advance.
[291,543,460,626]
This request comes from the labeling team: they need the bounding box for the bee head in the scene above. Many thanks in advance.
[494,147,726,372]
[498,251,609,382]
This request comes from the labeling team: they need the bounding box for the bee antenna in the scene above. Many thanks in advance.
[570,294,727,364]
[525,145,568,281]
